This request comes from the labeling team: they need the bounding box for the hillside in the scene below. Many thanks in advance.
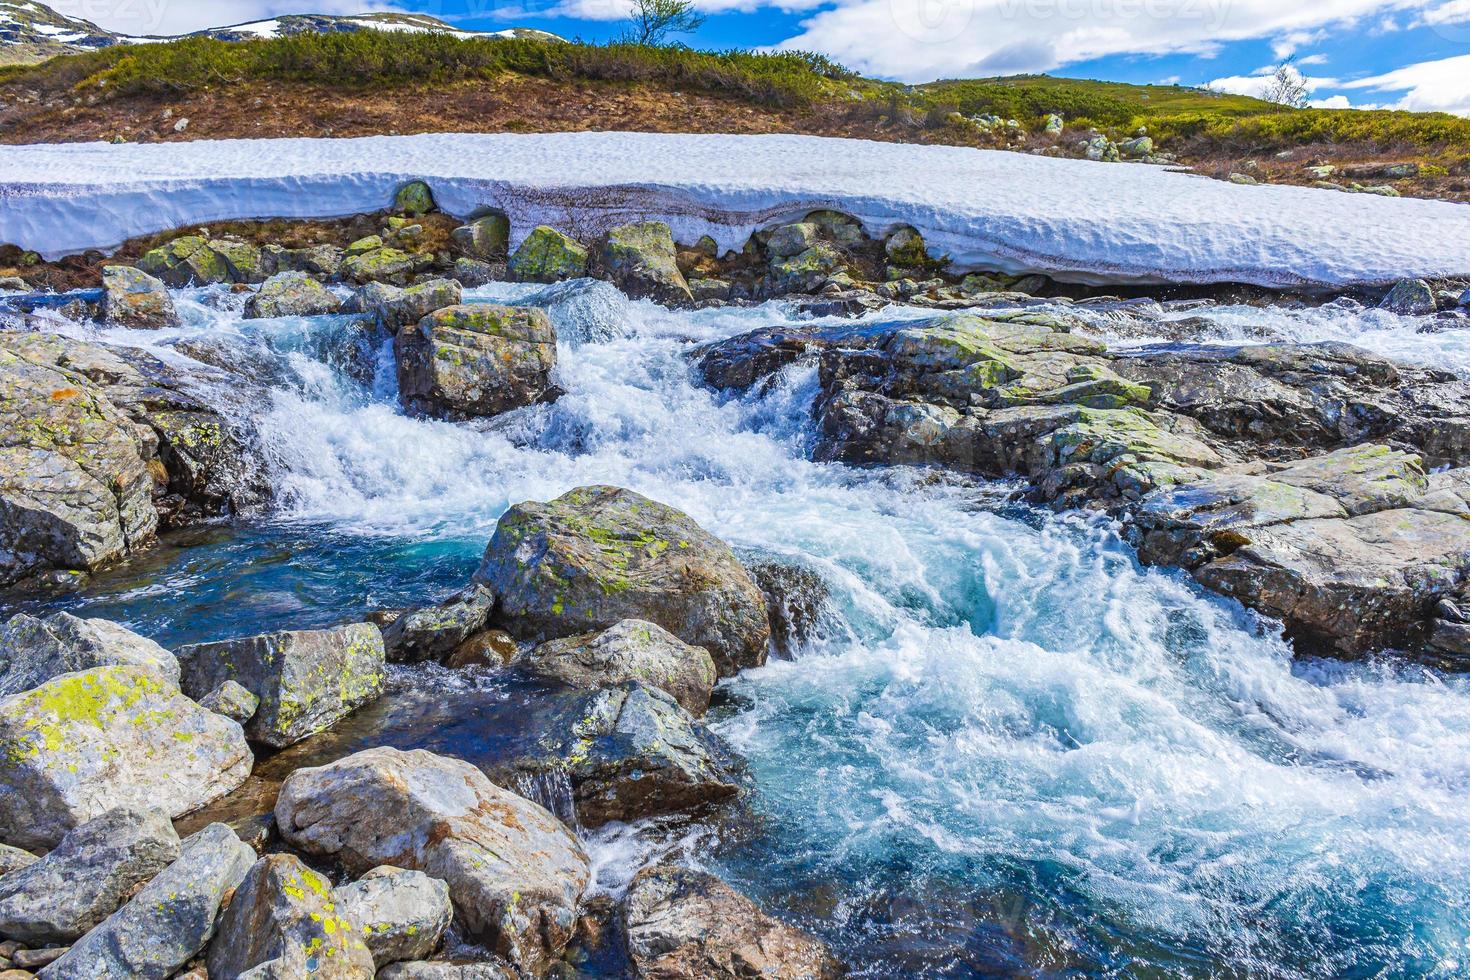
[0,25,1467,201]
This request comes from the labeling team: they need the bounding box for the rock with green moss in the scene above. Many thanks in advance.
[0,611,179,697]
[803,209,865,247]
[522,618,717,715]
[474,485,770,676]
[209,240,266,284]
[261,243,343,279]
[1379,278,1437,315]
[243,271,342,319]
[176,623,385,749]
[765,222,819,260]
[341,247,431,287]
[394,303,557,420]
[207,853,375,980]
[0,665,253,851]
[100,265,177,329]
[334,867,452,968]
[508,226,588,283]
[394,180,436,216]
[274,746,590,975]
[451,213,511,261]
[766,242,848,296]
[348,278,461,332]
[596,221,693,306]
[137,236,231,287]
[884,226,932,271]
[44,821,256,980]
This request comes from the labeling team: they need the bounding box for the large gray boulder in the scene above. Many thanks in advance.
[243,271,342,320]
[623,865,841,980]
[41,822,255,979]
[0,665,253,851]
[207,853,374,980]
[334,867,452,967]
[177,623,385,749]
[274,746,590,974]
[596,221,693,306]
[394,303,558,420]
[344,279,462,332]
[1379,278,1436,315]
[0,612,178,697]
[100,265,177,329]
[522,619,717,715]
[0,807,179,945]
[475,486,770,677]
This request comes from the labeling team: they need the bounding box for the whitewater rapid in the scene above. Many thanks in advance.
[18,282,1470,975]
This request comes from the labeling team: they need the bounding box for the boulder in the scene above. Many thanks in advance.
[100,266,177,329]
[243,272,342,320]
[0,666,252,851]
[0,807,179,945]
[261,244,343,279]
[371,279,462,332]
[274,746,590,974]
[0,612,179,698]
[803,210,864,247]
[623,865,841,980]
[377,963,517,980]
[508,226,588,283]
[334,867,451,967]
[394,180,435,216]
[394,303,558,420]
[522,619,716,715]
[176,624,385,749]
[136,236,230,287]
[766,244,847,296]
[765,223,819,260]
[341,247,431,287]
[452,257,498,287]
[883,226,931,272]
[41,822,255,979]
[206,853,374,980]
[474,485,770,676]
[198,679,261,725]
[451,214,511,261]
[1379,278,1437,315]
[596,221,692,306]
[381,583,496,663]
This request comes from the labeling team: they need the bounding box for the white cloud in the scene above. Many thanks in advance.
[774,0,1430,83]
[1309,94,1354,107]
[1295,53,1330,66]
[1341,52,1470,114]
[1207,63,1338,100]
[47,0,405,36]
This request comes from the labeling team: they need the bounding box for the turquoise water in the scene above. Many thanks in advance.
[8,282,1470,977]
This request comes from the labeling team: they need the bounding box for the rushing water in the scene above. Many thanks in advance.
[8,282,1470,977]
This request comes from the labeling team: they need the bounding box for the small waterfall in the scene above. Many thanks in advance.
[516,769,582,834]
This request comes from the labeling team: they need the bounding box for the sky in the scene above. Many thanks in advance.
[47,0,1470,114]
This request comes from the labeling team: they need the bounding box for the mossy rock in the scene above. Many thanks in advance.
[509,226,589,283]
[393,180,436,216]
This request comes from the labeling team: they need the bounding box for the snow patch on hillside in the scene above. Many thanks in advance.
[2,132,1468,287]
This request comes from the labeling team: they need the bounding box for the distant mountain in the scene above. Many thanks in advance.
[0,0,560,65]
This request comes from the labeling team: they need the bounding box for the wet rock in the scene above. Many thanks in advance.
[451,213,510,261]
[99,266,176,329]
[345,279,461,332]
[261,244,343,279]
[596,221,692,306]
[334,867,451,967]
[198,679,260,725]
[0,844,36,876]
[745,559,835,656]
[381,583,496,664]
[766,243,847,296]
[451,257,498,287]
[443,629,518,669]
[274,746,590,975]
[207,853,374,980]
[1379,279,1437,315]
[42,822,255,979]
[509,226,588,283]
[243,272,342,320]
[137,236,229,287]
[177,623,385,749]
[623,865,841,980]
[394,303,558,420]
[475,485,770,677]
[0,807,179,945]
[521,619,717,715]
[0,666,252,851]
[689,277,732,302]
[0,612,178,698]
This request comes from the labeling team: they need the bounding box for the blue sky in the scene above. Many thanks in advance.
[56,0,1470,113]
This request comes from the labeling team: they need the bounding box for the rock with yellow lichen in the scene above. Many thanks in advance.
[206,853,375,980]
[0,665,253,852]
[274,746,590,975]
[333,866,452,968]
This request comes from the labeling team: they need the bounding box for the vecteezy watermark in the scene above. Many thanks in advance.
[887,0,1233,47]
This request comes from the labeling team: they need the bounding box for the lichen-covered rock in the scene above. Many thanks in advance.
[377,963,517,980]
[594,222,692,305]
[198,679,260,725]
[334,867,451,967]
[274,746,590,975]
[766,243,847,296]
[341,247,431,287]
[381,583,495,664]
[207,853,374,980]
[765,223,819,260]
[176,624,385,749]
[41,822,255,979]
[243,272,342,320]
[508,226,588,283]
[137,236,230,287]
[100,266,177,329]
[522,619,716,715]
[623,865,841,980]
[0,612,178,698]
[475,485,770,676]
[803,210,864,247]
[884,226,931,271]
[0,807,179,944]
[451,257,498,287]
[394,303,557,420]
[261,243,343,279]
[394,181,435,216]
[348,278,461,332]
[0,842,35,875]
[451,213,511,261]
[1379,278,1437,315]
[0,666,252,851]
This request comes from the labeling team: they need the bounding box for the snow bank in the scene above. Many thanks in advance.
[2,132,1469,287]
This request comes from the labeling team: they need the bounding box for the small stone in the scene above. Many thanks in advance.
[198,679,260,724]
[0,843,37,876]
[334,867,452,967]
[381,583,495,663]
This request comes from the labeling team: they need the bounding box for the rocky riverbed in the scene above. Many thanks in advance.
[1,183,1470,976]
